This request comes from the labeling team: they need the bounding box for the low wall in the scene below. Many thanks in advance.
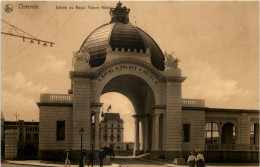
[205,151,259,163]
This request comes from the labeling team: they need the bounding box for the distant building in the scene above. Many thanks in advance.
[100,113,134,152]
[2,120,39,142]
[1,116,39,159]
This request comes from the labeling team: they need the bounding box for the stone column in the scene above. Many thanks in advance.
[219,128,222,144]
[94,111,100,150]
[135,118,140,151]
[152,110,160,151]
[144,117,150,152]
[141,119,146,151]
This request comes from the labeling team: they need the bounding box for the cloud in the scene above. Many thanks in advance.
[35,55,67,75]
[182,58,250,106]
[1,90,39,122]
[2,71,49,94]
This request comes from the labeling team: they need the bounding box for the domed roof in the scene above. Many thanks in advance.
[79,2,165,71]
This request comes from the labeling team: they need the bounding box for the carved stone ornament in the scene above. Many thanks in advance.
[164,51,180,69]
[109,1,130,24]
[72,50,90,67]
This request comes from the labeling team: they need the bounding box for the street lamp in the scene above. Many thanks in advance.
[79,128,84,167]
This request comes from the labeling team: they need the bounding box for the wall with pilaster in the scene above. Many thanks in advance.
[164,82,182,152]
[240,113,250,145]
[73,78,91,150]
[182,110,205,151]
[39,106,73,150]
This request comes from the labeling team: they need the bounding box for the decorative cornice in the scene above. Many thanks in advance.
[152,105,166,109]
[182,106,260,113]
[69,71,95,79]
[36,102,73,107]
[132,113,150,118]
[164,76,187,83]
[90,103,103,107]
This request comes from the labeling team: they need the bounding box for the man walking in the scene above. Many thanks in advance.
[99,147,105,167]
[64,149,72,167]
[88,150,94,167]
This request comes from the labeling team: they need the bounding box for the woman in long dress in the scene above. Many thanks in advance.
[196,151,205,167]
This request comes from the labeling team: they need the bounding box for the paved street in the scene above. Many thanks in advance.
[1,159,260,167]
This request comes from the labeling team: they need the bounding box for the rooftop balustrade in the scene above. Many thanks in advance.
[182,99,205,107]
[40,94,73,103]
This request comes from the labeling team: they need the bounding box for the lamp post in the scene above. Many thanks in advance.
[79,128,84,167]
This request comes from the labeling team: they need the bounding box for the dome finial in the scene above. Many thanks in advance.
[109,1,130,24]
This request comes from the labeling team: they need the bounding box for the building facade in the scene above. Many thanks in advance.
[99,113,134,155]
[1,118,39,159]
[37,2,259,162]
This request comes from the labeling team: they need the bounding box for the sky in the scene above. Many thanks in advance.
[1,1,259,142]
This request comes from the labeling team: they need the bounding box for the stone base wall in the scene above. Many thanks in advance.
[205,151,259,163]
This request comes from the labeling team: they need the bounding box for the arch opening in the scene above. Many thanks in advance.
[221,123,236,144]
[99,74,156,155]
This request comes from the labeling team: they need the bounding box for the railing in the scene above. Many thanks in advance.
[182,99,205,107]
[206,144,259,151]
[40,94,73,103]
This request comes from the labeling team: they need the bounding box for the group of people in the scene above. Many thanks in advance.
[187,151,205,167]
[64,147,111,167]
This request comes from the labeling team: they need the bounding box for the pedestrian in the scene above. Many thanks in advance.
[64,149,72,167]
[88,150,94,167]
[99,147,105,167]
[187,151,196,167]
[196,151,205,167]
[82,149,87,166]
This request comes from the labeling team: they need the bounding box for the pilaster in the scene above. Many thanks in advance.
[165,81,183,151]
[72,77,91,150]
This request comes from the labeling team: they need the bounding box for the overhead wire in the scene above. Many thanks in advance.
[4,1,82,68]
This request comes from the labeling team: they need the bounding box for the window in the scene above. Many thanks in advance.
[111,124,113,128]
[250,123,259,145]
[26,133,31,141]
[117,146,120,149]
[57,121,65,140]
[183,124,190,142]
[34,133,38,141]
[118,124,120,128]
[205,122,219,144]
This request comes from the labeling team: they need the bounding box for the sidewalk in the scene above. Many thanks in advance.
[3,160,118,167]
[3,159,260,167]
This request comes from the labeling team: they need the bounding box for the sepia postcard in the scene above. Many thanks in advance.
[1,1,259,166]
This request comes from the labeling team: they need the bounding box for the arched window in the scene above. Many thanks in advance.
[205,122,219,144]
[221,123,236,144]
[250,123,259,146]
